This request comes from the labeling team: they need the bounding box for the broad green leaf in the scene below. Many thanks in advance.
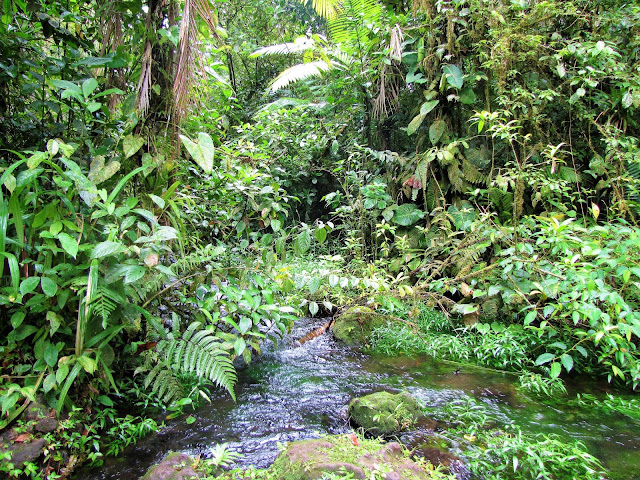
[179,132,214,174]
[315,227,327,244]
[535,352,554,365]
[296,229,311,255]
[20,276,40,296]
[459,87,476,105]
[561,353,574,372]
[149,194,165,209]
[407,113,426,136]
[123,135,145,159]
[308,276,320,295]
[43,374,56,393]
[234,337,246,356]
[86,101,102,113]
[47,139,59,156]
[238,316,252,334]
[77,355,97,374]
[406,70,425,83]
[550,362,562,379]
[442,64,463,89]
[58,232,78,258]
[392,204,425,226]
[47,311,61,336]
[309,301,319,316]
[88,156,120,185]
[3,173,16,193]
[420,99,439,115]
[271,219,282,232]
[74,56,113,68]
[16,168,43,187]
[328,274,339,287]
[40,276,58,297]
[97,395,114,407]
[123,266,146,284]
[44,344,58,367]
[91,241,126,259]
[82,78,99,98]
[56,363,69,384]
[11,311,25,329]
[49,79,82,97]
[429,120,446,145]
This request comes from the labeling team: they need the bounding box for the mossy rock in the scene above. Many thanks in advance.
[268,435,436,480]
[140,452,202,480]
[332,306,392,345]
[348,391,423,435]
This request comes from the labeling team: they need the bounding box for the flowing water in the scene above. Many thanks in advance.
[76,318,640,480]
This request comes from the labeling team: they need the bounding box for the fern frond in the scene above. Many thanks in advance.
[156,322,237,400]
[558,165,580,183]
[269,60,333,93]
[91,285,124,327]
[462,157,488,185]
[447,162,466,193]
[144,363,185,405]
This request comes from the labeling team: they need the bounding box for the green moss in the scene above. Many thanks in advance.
[348,391,423,435]
[332,306,392,345]
[209,434,447,480]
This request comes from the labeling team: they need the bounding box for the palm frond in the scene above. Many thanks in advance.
[268,60,333,93]
[312,0,341,19]
[174,0,221,122]
[328,0,382,44]
[250,37,315,57]
[136,42,152,115]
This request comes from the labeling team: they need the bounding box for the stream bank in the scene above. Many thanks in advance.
[74,317,640,480]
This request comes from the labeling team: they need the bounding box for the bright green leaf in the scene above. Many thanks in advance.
[535,353,555,365]
[40,276,58,297]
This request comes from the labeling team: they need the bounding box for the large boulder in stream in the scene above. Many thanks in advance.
[140,452,202,480]
[349,391,423,435]
[270,435,438,480]
[332,306,391,345]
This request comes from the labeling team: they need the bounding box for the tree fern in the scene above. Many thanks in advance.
[144,322,237,405]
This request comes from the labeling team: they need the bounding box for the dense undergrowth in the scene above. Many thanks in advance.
[1,0,640,477]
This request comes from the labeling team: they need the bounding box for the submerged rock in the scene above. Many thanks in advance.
[271,435,438,480]
[348,391,423,435]
[140,452,202,480]
[332,306,391,345]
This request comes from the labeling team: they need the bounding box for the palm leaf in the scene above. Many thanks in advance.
[312,0,341,19]
[250,37,315,57]
[269,60,333,93]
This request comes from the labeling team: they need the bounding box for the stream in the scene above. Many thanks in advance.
[76,317,640,480]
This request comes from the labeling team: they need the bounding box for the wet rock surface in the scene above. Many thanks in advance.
[140,452,202,480]
[1,437,48,469]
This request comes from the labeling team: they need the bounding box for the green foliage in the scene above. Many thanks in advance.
[468,428,604,480]
[428,215,640,389]
[0,141,180,418]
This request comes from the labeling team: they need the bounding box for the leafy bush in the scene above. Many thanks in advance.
[435,216,640,389]
[0,141,179,418]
